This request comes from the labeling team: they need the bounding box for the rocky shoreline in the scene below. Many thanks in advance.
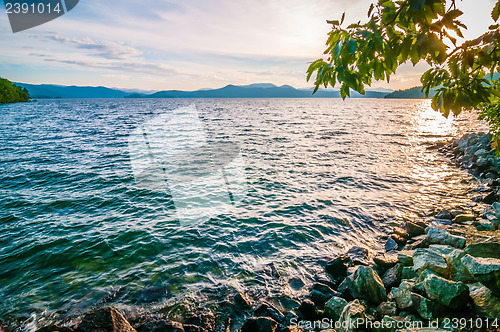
[3,132,500,332]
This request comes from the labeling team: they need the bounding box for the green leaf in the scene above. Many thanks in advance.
[341,12,346,25]
[492,0,500,21]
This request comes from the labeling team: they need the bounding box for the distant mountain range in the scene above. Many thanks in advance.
[384,86,436,99]
[15,82,393,99]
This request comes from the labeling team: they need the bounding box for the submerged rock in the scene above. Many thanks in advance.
[325,256,349,286]
[467,283,500,319]
[421,274,469,310]
[453,214,476,224]
[254,302,285,324]
[405,221,426,237]
[412,248,449,277]
[324,296,348,322]
[298,299,318,321]
[78,307,136,332]
[425,227,466,248]
[137,320,184,332]
[462,255,500,295]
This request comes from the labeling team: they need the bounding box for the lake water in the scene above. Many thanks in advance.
[0,98,488,327]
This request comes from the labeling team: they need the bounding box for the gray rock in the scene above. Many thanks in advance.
[435,210,453,220]
[467,282,500,319]
[429,244,455,255]
[425,227,466,248]
[254,302,285,324]
[338,300,366,332]
[410,293,448,320]
[182,325,206,332]
[453,214,476,224]
[413,248,449,277]
[382,264,403,289]
[397,251,414,266]
[324,296,348,322]
[395,281,413,311]
[465,240,500,258]
[373,253,398,269]
[462,255,500,295]
[347,246,371,266]
[421,274,469,309]
[385,238,399,251]
[78,307,136,332]
[401,267,418,280]
[405,221,426,237]
[444,249,475,282]
[350,266,387,304]
[241,317,277,332]
[475,220,496,231]
[375,301,397,318]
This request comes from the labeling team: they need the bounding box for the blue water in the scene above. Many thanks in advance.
[0,98,486,327]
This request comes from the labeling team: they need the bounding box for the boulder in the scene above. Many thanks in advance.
[453,214,476,224]
[382,264,403,289]
[425,227,466,248]
[421,274,469,309]
[349,266,387,304]
[325,256,349,286]
[298,299,317,321]
[428,244,455,255]
[465,241,500,259]
[412,248,449,277]
[445,249,475,282]
[462,255,500,295]
[338,300,366,332]
[324,296,348,322]
[397,251,414,266]
[241,317,277,332]
[475,220,495,231]
[375,301,397,318]
[395,281,413,311]
[401,267,418,280]
[410,293,448,320]
[435,210,453,220]
[373,253,398,269]
[77,307,136,332]
[347,246,371,266]
[385,238,399,251]
[254,302,285,324]
[405,221,426,237]
[467,283,500,319]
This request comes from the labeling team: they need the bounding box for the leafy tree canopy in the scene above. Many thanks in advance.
[0,77,30,105]
[307,0,500,137]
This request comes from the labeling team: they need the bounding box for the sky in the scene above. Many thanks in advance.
[0,0,497,91]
